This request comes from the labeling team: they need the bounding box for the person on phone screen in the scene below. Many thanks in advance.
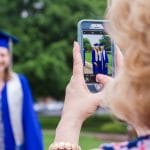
[0,31,43,150]
[92,43,101,74]
[98,43,109,75]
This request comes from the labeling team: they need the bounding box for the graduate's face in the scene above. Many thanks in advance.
[0,47,10,73]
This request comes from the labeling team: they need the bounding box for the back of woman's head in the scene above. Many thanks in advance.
[105,0,150,128]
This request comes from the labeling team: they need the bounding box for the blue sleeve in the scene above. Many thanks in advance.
[100,143,115,150]
[19,75,44,150]
[99,141,129,150]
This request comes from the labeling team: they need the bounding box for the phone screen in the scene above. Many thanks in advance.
[81,21,114,83]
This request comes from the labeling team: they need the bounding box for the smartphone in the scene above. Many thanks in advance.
[77,20,115,91]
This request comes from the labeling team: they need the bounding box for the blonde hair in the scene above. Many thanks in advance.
[104,0,150,128]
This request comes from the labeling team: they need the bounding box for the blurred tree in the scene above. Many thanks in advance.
[83,38,92,51]
[0,0,106,99]
[99,35,111,52]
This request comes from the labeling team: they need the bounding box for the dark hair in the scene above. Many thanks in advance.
[4,67,11,81]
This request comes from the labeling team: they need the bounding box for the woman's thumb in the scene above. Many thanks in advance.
[96,74,112,85]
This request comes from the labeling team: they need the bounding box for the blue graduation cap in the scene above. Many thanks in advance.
[99,43,104,46]
[0,31,19,50]
[94,43,99,46]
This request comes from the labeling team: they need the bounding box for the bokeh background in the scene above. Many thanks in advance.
[0,0,107,99]
[0,0,134,149]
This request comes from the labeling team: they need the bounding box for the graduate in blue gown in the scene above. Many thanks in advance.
[98,43,109,75]
[92,43,100,74]
[0,31,43,150]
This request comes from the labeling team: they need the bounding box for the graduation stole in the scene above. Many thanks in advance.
[7,73,24,146]
[102,50,106,60]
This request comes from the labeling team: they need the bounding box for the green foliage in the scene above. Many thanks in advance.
[39,115,127,134]
[0,0,107,99]
[83,38,92,51]
[99,35,111,51]
[39,116,60,129]
[99,122,127,134]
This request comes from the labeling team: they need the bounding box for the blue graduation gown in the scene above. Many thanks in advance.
[101,51,109,75]
[1,74,43,150]
[92,50,99,74]
[92,50,109,75]
[97,51,109,75]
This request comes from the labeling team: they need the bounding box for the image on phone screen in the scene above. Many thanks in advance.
[82,23,113,83]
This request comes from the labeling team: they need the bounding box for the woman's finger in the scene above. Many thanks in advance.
[73,41,84,79]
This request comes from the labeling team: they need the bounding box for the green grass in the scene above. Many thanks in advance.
[43,131,54,150]
[43,130,102,150]
[80,134,103,150]
[85,51,92,63]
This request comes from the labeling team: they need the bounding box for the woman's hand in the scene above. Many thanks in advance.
[53,43,124,146]
[54,42,101,145]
